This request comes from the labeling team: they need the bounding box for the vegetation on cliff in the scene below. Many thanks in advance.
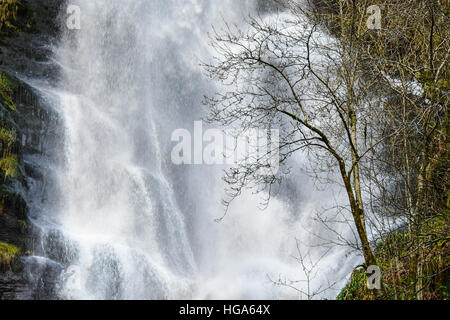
[338,221,449,300]
[0,71,19,213]
[0,0,20,29]
[0,0,33,34]
[0,241,20,271]
[0,73,23,261]
[0,71,17,111]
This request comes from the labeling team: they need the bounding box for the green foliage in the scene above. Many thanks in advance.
[0,73,20,216]
[0,241,20,271]
[17,219,28,230]
[0,71,17,111]
[338,224,450,300]
[337,269,371,300]
[0,0,20,30]
[0,0,33,33]
[0,108,20,181]
[0,127,16,152]
[0,153,18,178]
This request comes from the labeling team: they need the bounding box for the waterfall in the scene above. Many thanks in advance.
[35,0,356,300]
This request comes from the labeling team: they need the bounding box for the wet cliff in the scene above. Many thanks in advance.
[0,0,63,299]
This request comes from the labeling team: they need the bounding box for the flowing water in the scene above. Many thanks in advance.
[26,0,357,299]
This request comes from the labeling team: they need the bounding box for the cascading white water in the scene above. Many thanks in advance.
[47,0,356,300]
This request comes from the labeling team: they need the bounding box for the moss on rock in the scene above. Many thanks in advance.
[0,0,34,34]
[0,71,17,111]
[0,241,20,271]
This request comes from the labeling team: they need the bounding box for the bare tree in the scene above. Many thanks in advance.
[203,0,388,266]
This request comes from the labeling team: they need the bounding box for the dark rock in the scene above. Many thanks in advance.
[0,0,64,300]
[0,256,63,300]
[0,0,63,80]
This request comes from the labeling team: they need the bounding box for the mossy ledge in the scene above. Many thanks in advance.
[0,241,20,271]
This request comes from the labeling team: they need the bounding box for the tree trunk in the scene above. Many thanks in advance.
[341,171,377,266]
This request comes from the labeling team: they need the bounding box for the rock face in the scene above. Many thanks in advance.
[0,0,64,299]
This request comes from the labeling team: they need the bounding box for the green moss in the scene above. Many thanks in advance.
[0,127,19,179]
[337,269,371,300]
[0,0,20,30]
[0,127,15,149]
[0,72,17,111]
[0,154,19,178]
[17,219,27,228]
[338,224,449,300]
[0,0,34,34]
[0,241,20,270]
